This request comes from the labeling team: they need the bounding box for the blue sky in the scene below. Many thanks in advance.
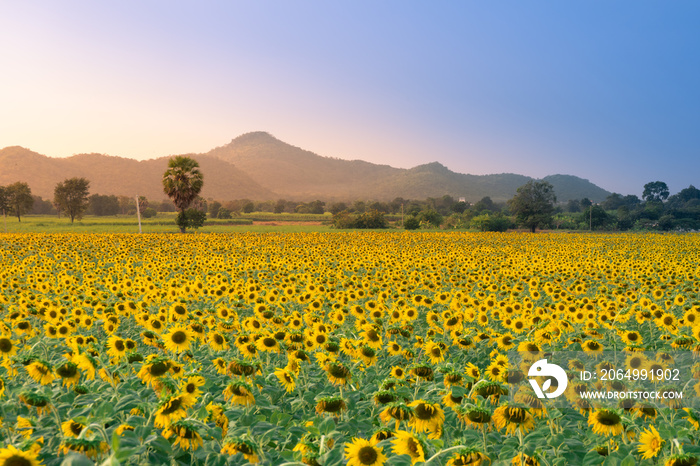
[1,1,698,197]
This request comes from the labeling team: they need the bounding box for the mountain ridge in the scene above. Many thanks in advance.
[0,132,612,203]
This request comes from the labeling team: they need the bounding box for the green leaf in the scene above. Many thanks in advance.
[620,455,636,466]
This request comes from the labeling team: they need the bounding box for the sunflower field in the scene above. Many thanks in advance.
[1,232,700,466]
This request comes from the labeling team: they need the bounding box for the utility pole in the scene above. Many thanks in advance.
[135,195,142,234]
[590,205,592,231]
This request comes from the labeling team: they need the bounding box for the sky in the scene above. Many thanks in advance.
[1,1,698,197]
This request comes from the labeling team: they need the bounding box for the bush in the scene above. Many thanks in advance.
[141,207,157,218]
[217,208,232,219]
[176,209,206,232]
[403,216,421,230]
[332,209,387,229]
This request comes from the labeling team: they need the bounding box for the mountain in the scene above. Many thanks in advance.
[208,132,611,202]
[0,147,275,201]
[0,132,612,203]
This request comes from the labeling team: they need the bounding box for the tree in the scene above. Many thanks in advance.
[508,181,557,233]
[643,181,669,202]
[6,182,34,222]
[162,156,204,233]
[0,186,8,215]
[54,178,90,223]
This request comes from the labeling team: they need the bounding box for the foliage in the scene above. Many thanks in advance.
[163,156,204,232]
[141,207,157,218]
[88,194,121,216]
[217,208,232,219]
[4,181,34,222]
[508,180,557,232]
[332,209,388,229]
[53,177,90,223]
[175,208,206,231]
[643,181,670,202]
[403,216,420,230]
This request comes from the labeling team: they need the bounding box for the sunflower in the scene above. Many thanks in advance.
[106,335,128,361]
[326,362,352,386]
[456,405,492,429]
[620,330,642,346]
[441,389,464,408]
[379,402,414,428]
[154,393,192,428]
[59,438,108,459]
[391,430,425,465]
[137,355,171,386]
[582,340,604,353]
[255,335,281,353]
[0,445,43,466]
[512,453,539,466]
[212,357,227,375]
[223,381,255,406]
[0,336,18,359]
[221,438,259,463]
[274,368,296,393]
[446,448,490,466]
[208,331,229,351]
[358,346,377,366]
[19,391,51,415]
[26,360,55,385]
[492,404,534,435]
[55,362,81,387]
[408,400,444,438]
[465,363,481,381]
[344,438,386,466]
[684,408,700,430]
[588,409,624,436]
[423,341,445,365]
[637,425,664,460]
[163,326,192,353]
[61,419,86,438]
[664,454,699,466]
[181,375,205,400]
[371,428,394,443]
[163,420,204,451]
[315,396,347,417]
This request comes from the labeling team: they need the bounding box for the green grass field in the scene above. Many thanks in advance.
[0,212,353,233]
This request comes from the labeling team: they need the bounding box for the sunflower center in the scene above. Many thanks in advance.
[115,340,125,351]
[597,411,621,426]
[407,438,420,456]
[70,422,83,435]
[414,403,436,420]
[3,455,33,466]
[263,338,276,347]
[357,446,378,465]
[0,338,13,353]
[213,334,224,344]
[171,331,187,344]
[57,364,78,378]
[161,398,183,415]
[505,407,528,423]
[149,361,170,376]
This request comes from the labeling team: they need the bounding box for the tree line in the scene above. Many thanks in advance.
[2,158,697,234]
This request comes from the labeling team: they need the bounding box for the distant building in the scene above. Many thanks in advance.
[458,197,466,203]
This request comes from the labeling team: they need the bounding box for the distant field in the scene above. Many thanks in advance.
[0,213,340,233]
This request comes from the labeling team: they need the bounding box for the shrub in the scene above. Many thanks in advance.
[176,209,207,231]
[403,216,421,230]
[217,208,232,219]
[141,207,157,218]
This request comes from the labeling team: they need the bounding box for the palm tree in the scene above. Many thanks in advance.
[162,156,204,232]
